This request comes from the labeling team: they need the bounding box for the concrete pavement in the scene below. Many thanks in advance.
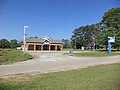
[0,52,120,76]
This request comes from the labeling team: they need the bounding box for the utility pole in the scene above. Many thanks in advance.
[23,25,29,53]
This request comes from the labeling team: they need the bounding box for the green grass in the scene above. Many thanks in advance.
[64,50,120,57]
[0,49,32,65]
[0,63,120,90]
[74,51,120,57]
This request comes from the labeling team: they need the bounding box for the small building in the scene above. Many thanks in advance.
[24,36,63,51]
[16,47,22,50]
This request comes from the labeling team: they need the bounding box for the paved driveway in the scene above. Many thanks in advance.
[0,52,120,76]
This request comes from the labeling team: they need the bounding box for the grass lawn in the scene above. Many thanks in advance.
[0,49,32,65]
[74,51,120,57]
[0,63,120,90]
[64,50,120,57]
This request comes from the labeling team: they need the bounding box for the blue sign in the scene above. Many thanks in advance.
[43,40,50,45]
[108,36,115,42]
[108,36,115,54]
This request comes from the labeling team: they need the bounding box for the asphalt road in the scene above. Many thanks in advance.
[0,52,120,77]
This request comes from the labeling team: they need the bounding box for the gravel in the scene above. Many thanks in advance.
[0,52,120,77]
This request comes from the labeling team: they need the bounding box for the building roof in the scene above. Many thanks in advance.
[26,36,63,44]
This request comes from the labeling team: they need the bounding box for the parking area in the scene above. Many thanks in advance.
[0,52,120,76]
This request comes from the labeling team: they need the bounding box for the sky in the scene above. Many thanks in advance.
[0,0,120,41]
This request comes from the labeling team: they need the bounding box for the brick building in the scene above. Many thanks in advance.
[24,36,63,51]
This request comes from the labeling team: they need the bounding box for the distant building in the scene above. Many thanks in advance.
[16,47,22,50]
[23,36,63,51]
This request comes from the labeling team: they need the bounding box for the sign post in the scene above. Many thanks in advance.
[108,36,115,54]
[108,42,111,54]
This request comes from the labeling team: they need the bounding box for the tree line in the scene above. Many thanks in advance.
[71,23,100,49]
[70,7,120,50]
[0,39,21,49]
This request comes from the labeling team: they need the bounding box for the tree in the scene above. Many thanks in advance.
[18,41,23,47]
[62,39,71,48]
[10,39,19,49]
[99,8,120,50]
[71,23,100,49]
[0,39,10,48]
